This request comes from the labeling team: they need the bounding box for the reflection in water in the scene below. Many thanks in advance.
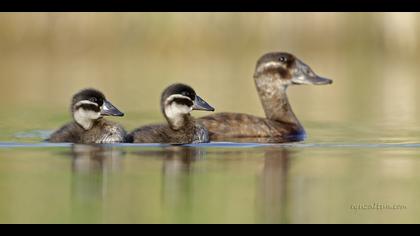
[71,145,124,200]
[161,147,203,223]
[132,146,293,223]
[69,145,125,223]
[3,145,420,223]
[257,148,291,224]
[133,146,206,223]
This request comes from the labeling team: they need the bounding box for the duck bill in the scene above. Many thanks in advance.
[292,59,333,85]
[101,100,125,117]
[193,96,215,112]
[292,75,333,85]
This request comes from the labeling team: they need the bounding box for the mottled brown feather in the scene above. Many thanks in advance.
[48,119,126,144]
[127,117,207,144]
[197,113,305,143]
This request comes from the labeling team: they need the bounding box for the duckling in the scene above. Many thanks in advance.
[47,88,127,144]
[127,83,215,144]
[198,52,333,143]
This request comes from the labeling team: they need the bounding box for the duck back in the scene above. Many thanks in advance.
[127,121,209,144]
[197,112,305,143]
[48,119,126,144]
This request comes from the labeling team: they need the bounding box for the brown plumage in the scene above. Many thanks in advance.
[198,52,332,143]
[127,116,208,144]
[47,88,126,144]
[198,113,304,143]
[127,84,214,144]
[48,119,127,144]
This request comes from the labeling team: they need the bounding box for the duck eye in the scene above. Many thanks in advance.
[279,57,287,62]
[90,97,98,103]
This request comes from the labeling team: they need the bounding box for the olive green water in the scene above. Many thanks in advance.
[1,13,420,223]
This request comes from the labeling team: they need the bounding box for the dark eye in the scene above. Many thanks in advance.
[90,97,98,103]
[279,57,287,62]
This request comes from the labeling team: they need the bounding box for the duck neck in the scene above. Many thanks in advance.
[255,75,303,130]
[73,110,100,131]
[166,113,195,131]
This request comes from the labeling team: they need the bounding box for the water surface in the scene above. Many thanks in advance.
[1,120,420,224]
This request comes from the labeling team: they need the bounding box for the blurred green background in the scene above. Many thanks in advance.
[1,12,419,139]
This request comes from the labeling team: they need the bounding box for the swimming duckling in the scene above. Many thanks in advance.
[47,88,127,144]
[198,52,333,143]
[127,83,215,144]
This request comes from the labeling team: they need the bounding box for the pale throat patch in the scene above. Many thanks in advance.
[73,100,101,130]
[164,95,193,130]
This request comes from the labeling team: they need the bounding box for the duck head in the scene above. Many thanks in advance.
[161,83,215,130]
[254,52,333,88]
[71,88,124,130]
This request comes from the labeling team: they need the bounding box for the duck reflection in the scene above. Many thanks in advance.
[131,145,292,223]
[133,146,205,223]
[161,147,205,215]
[257,148,291,224]
[70,144,124,202]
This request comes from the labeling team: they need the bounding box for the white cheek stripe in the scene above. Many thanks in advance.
[165,94,192,105]
[257,61,283,72]
[74,100,99,108]
[262,61,283,68]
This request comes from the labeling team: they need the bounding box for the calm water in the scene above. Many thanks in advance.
[1,13,420,223]
[1,120,420,224]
